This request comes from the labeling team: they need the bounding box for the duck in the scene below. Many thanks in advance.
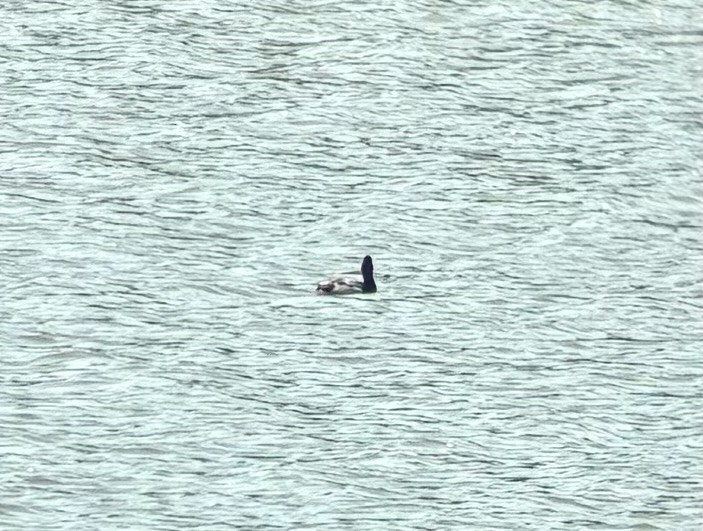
[316,255,377,295]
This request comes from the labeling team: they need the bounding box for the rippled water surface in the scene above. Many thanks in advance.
[2,1,703,529]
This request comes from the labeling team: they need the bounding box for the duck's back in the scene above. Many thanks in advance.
[316,277,363,295]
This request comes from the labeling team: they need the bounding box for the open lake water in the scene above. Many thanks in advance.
[2,1,703,529]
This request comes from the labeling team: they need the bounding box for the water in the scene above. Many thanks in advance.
[2,1,703,529]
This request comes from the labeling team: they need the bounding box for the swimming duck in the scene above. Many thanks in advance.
[316,255,377,295]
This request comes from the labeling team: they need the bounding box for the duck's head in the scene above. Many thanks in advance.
[361,255,373,274]
[361,255,376,292]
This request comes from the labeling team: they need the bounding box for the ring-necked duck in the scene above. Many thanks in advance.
[316,255,377,295]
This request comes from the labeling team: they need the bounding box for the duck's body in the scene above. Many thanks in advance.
[316,255,377,295]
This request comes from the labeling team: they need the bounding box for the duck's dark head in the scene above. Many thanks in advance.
[361,255,377,293]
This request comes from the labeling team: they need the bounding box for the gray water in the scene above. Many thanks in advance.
[2,1,703,529]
